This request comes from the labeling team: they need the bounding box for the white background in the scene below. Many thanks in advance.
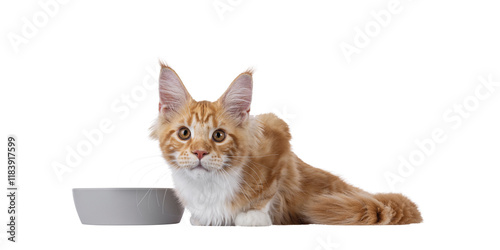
[1,0,500,249]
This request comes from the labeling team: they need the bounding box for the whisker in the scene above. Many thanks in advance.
[227,161,264,192]
[118,155,165,174]
[221,168,252,204]
[148,187,151,210]
[229,157,273,171]
[162,188,168,214]
[136,188,152,207]
[124,154,164,165]
[226,154,279,158]
[242,164,266,188]
[238,168,261,187]
[155,188,160,207]
[136,172,169,209]
[230,168,256,197]
[127,162,166,183]
[137,163,168,185]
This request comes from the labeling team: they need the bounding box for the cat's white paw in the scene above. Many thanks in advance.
[190,216,202,226]
[235,210,272,226]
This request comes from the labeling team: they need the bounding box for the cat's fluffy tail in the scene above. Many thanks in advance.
[373,193,423,224]
[304,192,422,225]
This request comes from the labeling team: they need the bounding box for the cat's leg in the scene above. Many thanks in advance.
[190,216,202,226]
[235,210,272,226]
[234,201,272,226]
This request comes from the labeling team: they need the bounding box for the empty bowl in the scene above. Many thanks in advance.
[73,188,184,225]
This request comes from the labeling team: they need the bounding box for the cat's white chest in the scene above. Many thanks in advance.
[171,168,242,226]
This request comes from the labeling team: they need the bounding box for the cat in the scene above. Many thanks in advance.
[150,62,423,226]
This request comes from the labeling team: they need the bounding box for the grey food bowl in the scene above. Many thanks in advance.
[73,188,184,225]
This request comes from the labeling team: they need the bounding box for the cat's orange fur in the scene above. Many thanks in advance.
[151,63,423,226]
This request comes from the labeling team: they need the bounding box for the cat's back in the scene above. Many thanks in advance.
[255,113,292,155]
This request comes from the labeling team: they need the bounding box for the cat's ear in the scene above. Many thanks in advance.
[158,63,191,120]
[218,70,253,124]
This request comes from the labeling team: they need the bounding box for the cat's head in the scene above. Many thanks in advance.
[151,63,257,179]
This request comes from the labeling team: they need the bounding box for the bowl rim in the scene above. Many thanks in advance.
[72,187,175,191]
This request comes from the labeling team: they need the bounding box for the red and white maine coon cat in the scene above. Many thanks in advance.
[150,63,423,226]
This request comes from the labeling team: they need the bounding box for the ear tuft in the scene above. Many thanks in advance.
[159,59,169,69]
[219,71,253,124]
[243,67,254,76]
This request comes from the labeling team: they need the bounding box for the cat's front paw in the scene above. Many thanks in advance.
[190,216,202,226]
[235,210,272,226]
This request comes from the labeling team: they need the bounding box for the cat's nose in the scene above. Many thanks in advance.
[192,150,209,160]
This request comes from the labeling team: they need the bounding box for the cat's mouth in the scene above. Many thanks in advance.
[191,163,209,171]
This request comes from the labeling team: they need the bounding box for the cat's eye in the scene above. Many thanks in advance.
[178,127,191,140]
[212,129,226,142]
